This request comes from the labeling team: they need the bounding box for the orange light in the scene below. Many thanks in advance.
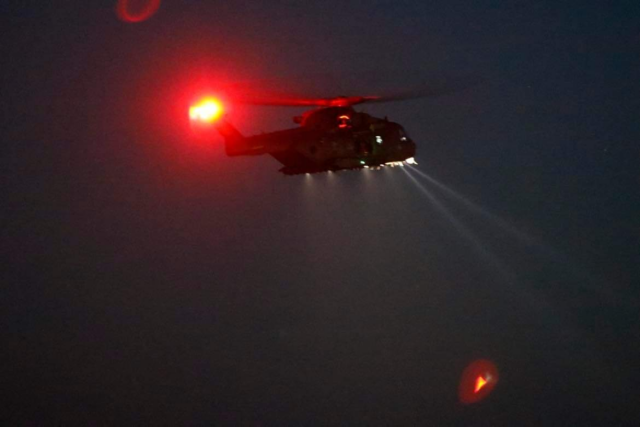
[474,376,488,393]
[458,359,499,404]
[189,98,223,123]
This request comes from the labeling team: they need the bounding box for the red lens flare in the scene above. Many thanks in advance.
[189,98,224,124]
[115,0,161,23]
[458,359,499,404]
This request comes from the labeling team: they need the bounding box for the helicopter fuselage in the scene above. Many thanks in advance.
[217,107,416,174]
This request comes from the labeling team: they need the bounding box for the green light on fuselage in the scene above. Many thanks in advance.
[360,160,365,165]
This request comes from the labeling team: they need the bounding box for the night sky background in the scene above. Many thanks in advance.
[2,1,639,425]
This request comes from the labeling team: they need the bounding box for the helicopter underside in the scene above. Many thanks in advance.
[211,108,417,174]
[272,151,417,175]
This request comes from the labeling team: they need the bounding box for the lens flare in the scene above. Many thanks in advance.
[115,0,161,23]
[458,359,499,404]
[189,98,224,124]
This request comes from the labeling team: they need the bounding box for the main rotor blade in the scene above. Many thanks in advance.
[230,95,378,107]
[359,76,483,104]
[227,76,481,107]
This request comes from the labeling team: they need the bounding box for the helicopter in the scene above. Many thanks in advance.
[188,83,472,175]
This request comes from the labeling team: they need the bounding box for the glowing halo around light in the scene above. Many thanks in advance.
[115,0,161,23]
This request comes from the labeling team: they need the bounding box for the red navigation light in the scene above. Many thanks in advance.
[458,359,499,404]
[338,114,351,129]
[189,98,223,124]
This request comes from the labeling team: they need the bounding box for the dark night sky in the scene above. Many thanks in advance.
[2,1,639,425]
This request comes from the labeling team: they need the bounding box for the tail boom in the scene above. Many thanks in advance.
[215,122,301,157]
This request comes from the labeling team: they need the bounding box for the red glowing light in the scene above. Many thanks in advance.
[115,0,161,23]
[458,359,499,404]
[189,98,224,124]
[338,114,351,129]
